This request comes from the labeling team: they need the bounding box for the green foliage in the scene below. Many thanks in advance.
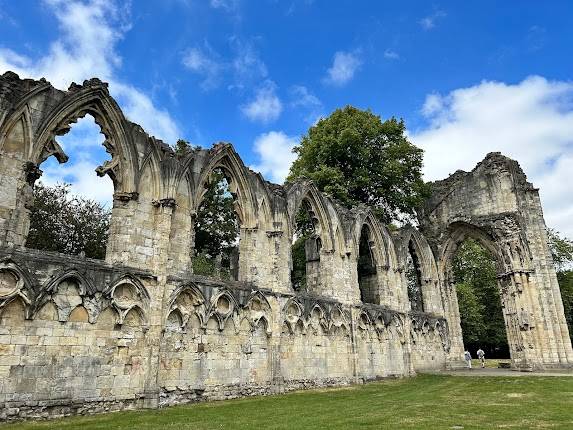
[192,252,216,277]
[453,239,508,354]
[290,204,314,291]
[557,271,573,341]
[174,139,201,156]
[291,237,307,291]
[547,228,573,271]
[26,182,110,260]
[288,106,429,223]
[192,252,232,280]
[405,242,424,312]
[547,229,573,340]
[194,169,239,258]
[454,282,485,345]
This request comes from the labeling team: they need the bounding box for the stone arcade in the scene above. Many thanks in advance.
[0,72,571,420]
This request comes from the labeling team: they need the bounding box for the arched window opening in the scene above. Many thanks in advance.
[406,240,424,312]
[25,115,113,260]
[357,225,377,303]
[192,168,240,281]
[453,238,509,359]
[291,200,321,292]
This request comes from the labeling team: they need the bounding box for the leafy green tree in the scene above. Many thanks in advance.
[172,140,240,277]
[547,228,573,340]
[26,182,110,259]
[453,239,508,356]
[454,282,484,345]
[405,248,424,312]
[288,106,429,223]
[290,204,315,291]
[194,169,239,258]
[547,228,573,272]
[558,271,573,340]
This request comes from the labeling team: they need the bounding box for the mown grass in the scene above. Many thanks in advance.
[471,358,510,368]
[3,374,573,430]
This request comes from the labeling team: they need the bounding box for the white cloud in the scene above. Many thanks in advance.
[210,0,238,13]
[41,115,114,206]
[41,158,115,207]
[182,38,267,92]
[290,85,321,109]
[0,0,181,205]
[290,85,323,123]
[251,131,298,183]
[410,76,573,238]
[230,38,268,89]
[0,0,179,143]
[324,50,362,86]
[182,45,223,91]
[241,80,282,123]
[419,10,446,30]
[384,49,399,60]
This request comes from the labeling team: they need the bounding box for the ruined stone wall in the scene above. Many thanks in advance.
[0,72,570,421]
[419,153,573,370]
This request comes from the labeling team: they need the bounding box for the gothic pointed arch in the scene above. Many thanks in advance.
[166,283,207,329]
[42,267,97,297]
[138,144,163,201]
[0,103,33,158]
[194,143,260,229]
[286,180,336,251]
[105,274,150,329]
[32,80,139,194]
[0,259,35,317]
[395,225,440,282]
[353,209,397,270]
[439,221,506,278]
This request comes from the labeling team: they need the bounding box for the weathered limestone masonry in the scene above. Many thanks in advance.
[419,155,573,370]
[0,72,571,420]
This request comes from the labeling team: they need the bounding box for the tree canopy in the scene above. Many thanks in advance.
[193,169,239,258]
[547,228,573,272]
[26,182,110,259]
[287,106,428,223]
[548,228,573,341]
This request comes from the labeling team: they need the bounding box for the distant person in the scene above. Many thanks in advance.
[464,350,472,369]
[477,348,485,368]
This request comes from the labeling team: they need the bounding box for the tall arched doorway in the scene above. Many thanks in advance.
[441,223,531,369]
[451,237,509,360]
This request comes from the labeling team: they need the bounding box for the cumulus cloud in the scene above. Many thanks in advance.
[251,131,298,183]
[40,116,114,206]
[241,80,282,123]
[324,51,362,86]
[41,158,115,207]
[410,76,573,238]
[0,0,180,204]
[0,0,179,143]
[419,10,446,30]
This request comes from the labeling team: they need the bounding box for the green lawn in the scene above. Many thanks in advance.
[3,374,573,430]
[471,358,510,369]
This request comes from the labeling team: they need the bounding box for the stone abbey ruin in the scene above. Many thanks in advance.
[0,71,572,420]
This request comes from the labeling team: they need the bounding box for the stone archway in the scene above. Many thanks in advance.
[440,222,527,368]
[419,153,573,370]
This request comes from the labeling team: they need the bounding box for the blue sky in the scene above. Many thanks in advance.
[1,0,573,237]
